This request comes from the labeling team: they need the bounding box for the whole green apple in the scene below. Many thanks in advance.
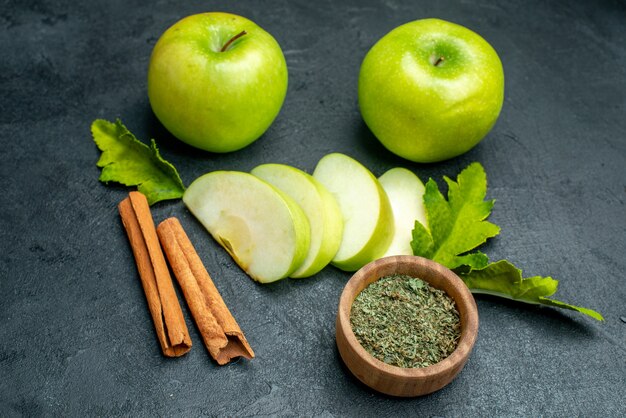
[148,12,288,153]
[358,18,504,163]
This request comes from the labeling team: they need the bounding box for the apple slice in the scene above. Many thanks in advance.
[313,153,394,271]
[183,171,311,283]
[251,163,344,278]
[379,167,428,257]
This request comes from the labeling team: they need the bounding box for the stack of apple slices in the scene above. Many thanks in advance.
[183,153,427,283]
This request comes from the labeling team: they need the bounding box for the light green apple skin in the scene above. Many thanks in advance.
[183,171,310,283]
[251,163,344,278]
[148,12,288,153]
[358,18,504,163]
[313,153,394,272]
[379,167,427,257]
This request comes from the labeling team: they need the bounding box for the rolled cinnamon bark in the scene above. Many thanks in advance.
[118,192,192,357]
[157,217,254,365]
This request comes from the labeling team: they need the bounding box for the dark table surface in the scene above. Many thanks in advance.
[2,0,625,416]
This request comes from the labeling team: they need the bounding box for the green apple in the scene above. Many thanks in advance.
[251,163,343,278]
[379,167,427,257]
[358,18,504,163]
[313,153,394,271]
[183,171,310,283]
[148,12,288,153]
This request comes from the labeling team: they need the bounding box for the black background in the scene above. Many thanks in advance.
[1,0,625,416]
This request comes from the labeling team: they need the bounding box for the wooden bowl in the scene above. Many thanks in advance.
[336,255,479,397]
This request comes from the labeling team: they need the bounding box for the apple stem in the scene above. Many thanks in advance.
[221,30,247,52]
[434,56,445,66]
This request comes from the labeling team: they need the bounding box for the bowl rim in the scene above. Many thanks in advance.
[337,254,479,383]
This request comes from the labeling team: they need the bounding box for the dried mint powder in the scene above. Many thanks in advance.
[350,274,461,368]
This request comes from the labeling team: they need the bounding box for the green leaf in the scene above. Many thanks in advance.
[452,252,490,273]
[410,162,500,270]
[91,119,185,205]
[410,162,603,320]
[461,260,604,321]
[410,219,434,258]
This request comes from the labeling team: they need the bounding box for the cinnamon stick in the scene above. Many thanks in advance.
[157,217,254,365]
[118,192,192,357]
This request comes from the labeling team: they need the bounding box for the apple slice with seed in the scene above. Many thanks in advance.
[251,163,344,278]
[379,167,428,257]
[313,153,394,271]
[183,171,310,283]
